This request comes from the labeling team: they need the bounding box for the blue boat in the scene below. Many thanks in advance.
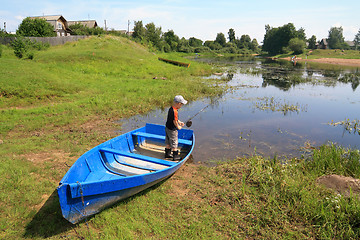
[57,123,194,224]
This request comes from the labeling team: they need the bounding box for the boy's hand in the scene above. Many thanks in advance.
[179,121,185,127]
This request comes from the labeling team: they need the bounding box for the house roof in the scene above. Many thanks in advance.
[29,15,70,30]
[30,15,67,22]
[346,41,355,47]
[68,20,98,28]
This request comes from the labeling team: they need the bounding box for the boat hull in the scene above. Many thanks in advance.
[57,123,194,224]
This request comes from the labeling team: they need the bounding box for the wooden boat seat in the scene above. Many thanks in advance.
[132,132,192,146]
[99,148,177,167]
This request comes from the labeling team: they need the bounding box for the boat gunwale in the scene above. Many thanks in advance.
[59,124,195,199]
[57,123,195,224]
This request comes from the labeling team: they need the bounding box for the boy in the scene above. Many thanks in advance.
[165,95,187,161]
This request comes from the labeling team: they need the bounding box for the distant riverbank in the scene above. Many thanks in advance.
[273,49,360,67]
[283,56,360,67]
[303,57,360,67]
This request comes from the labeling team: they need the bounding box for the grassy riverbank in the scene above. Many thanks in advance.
[0,36,222,239]
[0,36,221,155]
[1,36,360,239]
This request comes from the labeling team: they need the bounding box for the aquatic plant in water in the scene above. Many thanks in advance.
[327,119,360,135]
[338,72,360,91]
[253,97,307,115]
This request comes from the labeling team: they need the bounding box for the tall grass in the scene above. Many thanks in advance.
[240,143,360,239]
[0,36,222,154]
[74,144,360,239]
[2,36,359,239]
[0,35,224,239]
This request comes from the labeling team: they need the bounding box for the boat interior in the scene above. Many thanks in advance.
[84,132,192,182]
[61,124,194,184]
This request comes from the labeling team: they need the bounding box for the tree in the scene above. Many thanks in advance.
[163,30,179,52]
[189,37,203,47]
[327,26,345,49]
[262,23,306,55]
[354,29,360,50]
[145,22,162,48]
[249,39,259,51]
[204,40,222,50]
[296,27,306,41]
[132,21,146,41]
[228,28,236,43]
[308,35,317,49]
[237,34,251,49]
[17,17,56,37]
[215,33,226,47]
[177,37,192,53]
[288,38,306,54]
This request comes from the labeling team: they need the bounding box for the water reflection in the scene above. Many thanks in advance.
[119,57,360,165]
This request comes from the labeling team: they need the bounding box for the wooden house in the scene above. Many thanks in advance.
[67,20,98,28]
[30,15,71,36]
[317,38,328,49]
[345,41,355,50]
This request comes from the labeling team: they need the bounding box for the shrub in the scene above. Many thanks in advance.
[69,23,105,36]
[0,44,2,58]
[177,45,193,53]
[220,46,238,54]
[27,51,34,60]
[32,41,50,50]
[288,38,306,54]
[11,37,49,59]
[194,46,211,53]
[11,37,28,58]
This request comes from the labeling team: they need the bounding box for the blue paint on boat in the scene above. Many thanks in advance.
[57,123,194,224]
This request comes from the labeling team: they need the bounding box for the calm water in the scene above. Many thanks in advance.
[119,57,360,165]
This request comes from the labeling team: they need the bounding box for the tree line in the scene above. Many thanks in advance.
[262,23,360,55]
[2,17,360,57]
[131,21,360,54]
[131,21,260,54]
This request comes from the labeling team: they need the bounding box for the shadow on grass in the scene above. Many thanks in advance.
[23,177,171,238]
[23,190,73,239]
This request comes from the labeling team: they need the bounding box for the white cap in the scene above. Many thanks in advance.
[174,95,188,104]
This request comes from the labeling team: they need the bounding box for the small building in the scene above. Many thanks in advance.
[317,38,328,49]
[345,41,355,50]
[67,20,98,28]
[30,15,71,36]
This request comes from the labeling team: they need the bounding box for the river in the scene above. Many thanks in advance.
[119,57,360,165]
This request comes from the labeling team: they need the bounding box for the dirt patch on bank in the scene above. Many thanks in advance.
[282,57,360,67]
[317,174,360,197]
[305,58,360,67]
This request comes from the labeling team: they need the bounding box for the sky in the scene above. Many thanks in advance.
[1,0,359,43]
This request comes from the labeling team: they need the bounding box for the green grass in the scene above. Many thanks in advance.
[1,37,360,239]
[0,36,223,239]
[306,49,360,59]
[0,36,223,155]
[18,144,360,239]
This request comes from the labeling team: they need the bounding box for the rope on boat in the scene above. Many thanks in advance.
[77,181,91,238]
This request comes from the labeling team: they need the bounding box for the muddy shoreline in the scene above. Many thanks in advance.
[282,57,360,67]
[304,58,360,67]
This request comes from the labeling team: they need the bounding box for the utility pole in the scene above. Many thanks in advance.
[127,20,130,35]
[104,20,107,31]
